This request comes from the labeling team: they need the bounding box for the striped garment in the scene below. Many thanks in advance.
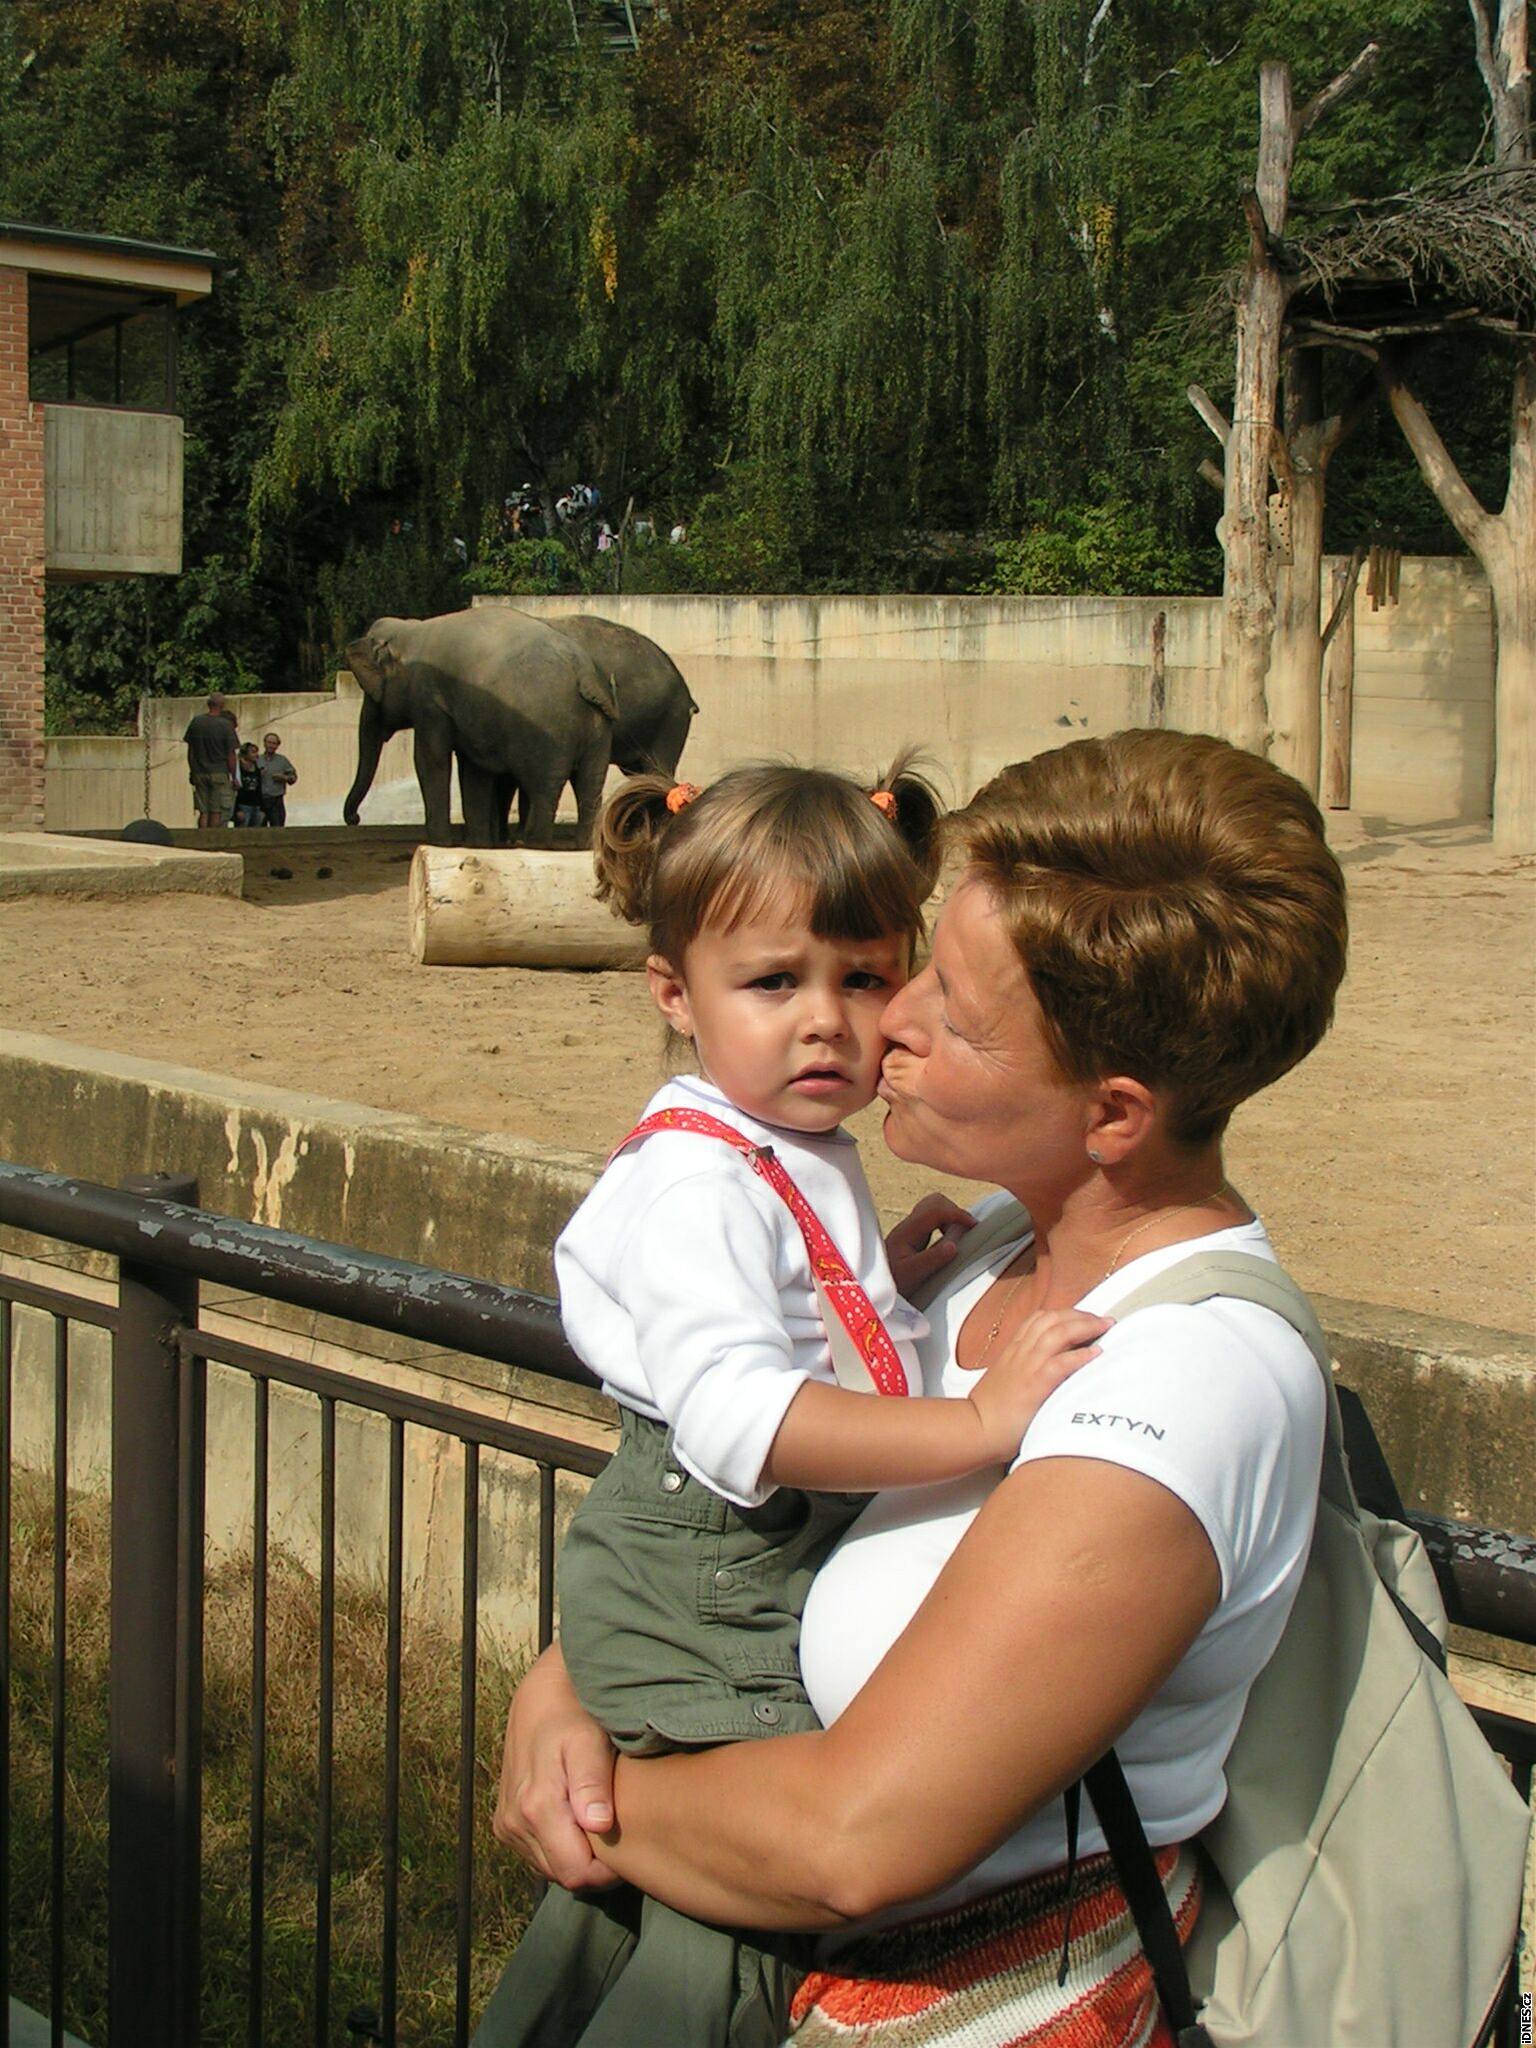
[787,1845,1200,2047]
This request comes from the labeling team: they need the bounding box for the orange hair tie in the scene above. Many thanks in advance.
[665,781,702,815]
[869,789,898,820]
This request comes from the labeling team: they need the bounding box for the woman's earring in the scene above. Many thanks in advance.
[1088,1148,1103,1163]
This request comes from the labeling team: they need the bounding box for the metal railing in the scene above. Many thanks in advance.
[0,1158,1532,2048]
[0,1161,605,2048]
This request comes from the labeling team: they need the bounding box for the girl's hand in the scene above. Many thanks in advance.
[966,1309,1112,1463]
[885,1193,976,1296]
[491,1644,622,1890]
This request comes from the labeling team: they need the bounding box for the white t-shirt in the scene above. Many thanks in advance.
[798,1195,1325,1924]
[555,1075,926,1508]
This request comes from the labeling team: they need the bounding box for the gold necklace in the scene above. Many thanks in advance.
[969,1264,1032,1371]
[1105,1187,1230,1277]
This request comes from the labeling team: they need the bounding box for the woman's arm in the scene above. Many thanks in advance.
[586,1456,1219,1928]
[494,1457,1220,1926]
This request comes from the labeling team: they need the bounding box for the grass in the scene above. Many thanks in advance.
[7,1473,537,2045]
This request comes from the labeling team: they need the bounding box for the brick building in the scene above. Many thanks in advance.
[0,222,216,828]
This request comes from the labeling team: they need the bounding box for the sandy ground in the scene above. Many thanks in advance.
[2,820,1532,1334]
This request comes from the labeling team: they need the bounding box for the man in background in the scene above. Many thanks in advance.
[183,694,237,828]
[258,731,299,827]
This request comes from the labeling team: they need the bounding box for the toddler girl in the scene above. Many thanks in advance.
[475,760,1107,2048]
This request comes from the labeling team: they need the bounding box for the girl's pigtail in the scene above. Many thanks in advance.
[875,748,945,895]
[593,774,677,927]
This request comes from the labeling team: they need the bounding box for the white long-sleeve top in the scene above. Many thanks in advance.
[555,1074,927,1507]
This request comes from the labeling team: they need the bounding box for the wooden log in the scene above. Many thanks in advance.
[1323,561,1356,811]
[409,846,649,968]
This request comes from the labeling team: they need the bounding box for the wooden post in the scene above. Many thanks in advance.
[1323,560,1355,809]
[1148,610,1167,726]
[1217,63,1296,755]
[1191,45,1379,763]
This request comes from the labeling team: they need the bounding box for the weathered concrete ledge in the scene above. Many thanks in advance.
[1314,1291,1535,1538]
[0,1031,1530,1539]
[0,831,241,900]
[0,1030,597,1280]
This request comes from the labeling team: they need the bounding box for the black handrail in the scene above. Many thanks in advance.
[1,1156,1531,1646]
[0,1158,593,1388]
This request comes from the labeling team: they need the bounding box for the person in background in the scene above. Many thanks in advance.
[233,742,263,827]
[183,693,238,828]
[258,732,298,827]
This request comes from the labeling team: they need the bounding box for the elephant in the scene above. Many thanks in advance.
[490,612,699,840]
[342,608,617,848]
[545,614,696,779]
[344,607,699,849]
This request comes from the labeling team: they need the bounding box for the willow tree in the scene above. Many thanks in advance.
[254,0,633,552]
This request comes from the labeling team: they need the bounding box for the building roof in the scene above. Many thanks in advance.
[0,220,219,304]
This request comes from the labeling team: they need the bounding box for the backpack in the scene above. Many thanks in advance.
[912,1207,1531,2048]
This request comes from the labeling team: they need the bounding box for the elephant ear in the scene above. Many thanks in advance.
[576,659,619,723]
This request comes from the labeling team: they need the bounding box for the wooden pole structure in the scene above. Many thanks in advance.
[1322,559,1357,809]
[1190,45,1379,770]
[1148,611,1167,726]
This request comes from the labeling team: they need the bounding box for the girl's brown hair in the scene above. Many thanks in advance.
[594,754,943,966]
[946,729,1348,1145]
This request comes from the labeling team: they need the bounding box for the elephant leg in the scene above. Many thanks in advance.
[459,758,501,848]
[415,728,454,844]
[519,782,559,849]
[651,696,695,780]
[570,732,612,852]
[492,773,520,847]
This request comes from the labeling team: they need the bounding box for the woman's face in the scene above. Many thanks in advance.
[877,874,1092,1195]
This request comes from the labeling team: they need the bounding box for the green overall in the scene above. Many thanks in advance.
[473,1410,864,2046]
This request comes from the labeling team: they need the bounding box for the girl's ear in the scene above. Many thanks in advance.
[647,955,692,1038]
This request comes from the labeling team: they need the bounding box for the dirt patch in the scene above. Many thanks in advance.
[2,821,1531,1333]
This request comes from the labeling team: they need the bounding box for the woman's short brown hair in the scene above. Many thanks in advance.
[947,730,1347,1144]
[595,754,943,966]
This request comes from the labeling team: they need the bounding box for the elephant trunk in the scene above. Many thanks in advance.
[343,695,386,826]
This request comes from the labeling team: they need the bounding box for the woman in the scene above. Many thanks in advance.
[487,728,1348,2044]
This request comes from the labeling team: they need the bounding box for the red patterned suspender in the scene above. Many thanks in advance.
[610,1108,911,1398]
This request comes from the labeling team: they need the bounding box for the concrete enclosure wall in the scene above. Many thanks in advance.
[508,565,1496,825]
[45,674,422,834]
[44,563,1496,832]
[0,264,46,829]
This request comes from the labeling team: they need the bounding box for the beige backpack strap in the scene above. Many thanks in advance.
[907,1198,1034,1314]
[1108,1250,1353,1515]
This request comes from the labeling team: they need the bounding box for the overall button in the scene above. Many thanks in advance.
[660,1470,684,1494]
[714,1568,737,1590]
[752,1700,781,1727]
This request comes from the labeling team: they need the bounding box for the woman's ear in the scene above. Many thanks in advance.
[647,955,692,1039]
[1084,1076,1159,1166]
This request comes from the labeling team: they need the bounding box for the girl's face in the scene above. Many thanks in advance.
[648,893,910,1135]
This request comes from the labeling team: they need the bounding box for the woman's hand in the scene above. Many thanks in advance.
[885,1192,975,1296]
[491,1644,622,1890]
